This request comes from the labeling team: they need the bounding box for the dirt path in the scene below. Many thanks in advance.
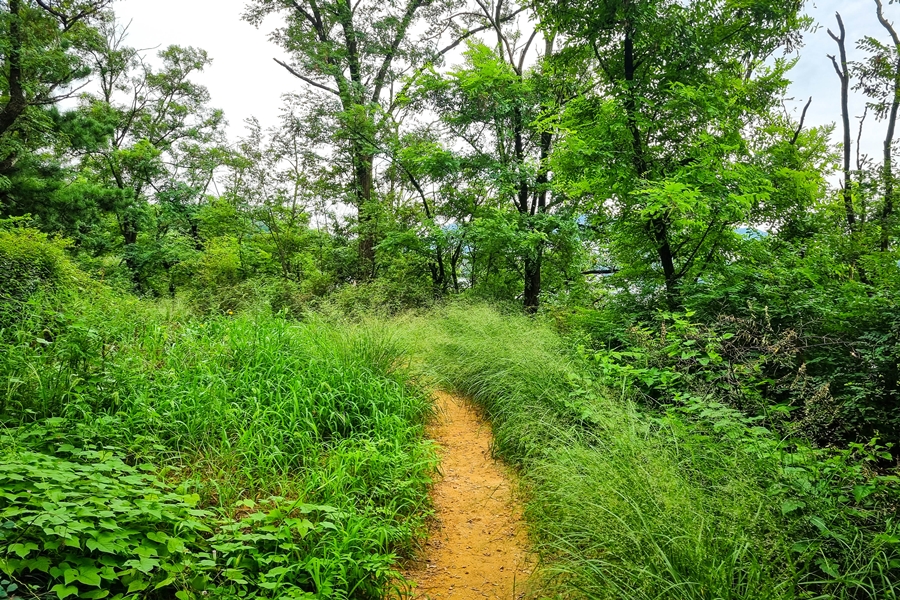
[403,391,534,600]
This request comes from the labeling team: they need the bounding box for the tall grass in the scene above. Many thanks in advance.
[1,244,437,598]
[397,303,898,600]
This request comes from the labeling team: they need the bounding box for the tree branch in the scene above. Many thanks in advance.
[790,96,812,145]
[274,58,340,95]
[583,267,619,275]
[436,6,528,57]
[371,0,426,103]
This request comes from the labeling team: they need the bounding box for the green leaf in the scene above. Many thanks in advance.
[153,576,176,590]
[77,565,102,586]
[852,485,875,503]
[146,531,168,544]
[124,556,158,574]
[189,574,208,591]
[25,556,52,572]
[781,499,805,515]
[126,579,149,593]
[166,537,186,553]
[50,584,78,600]
[223,568,248,584]
[9,543,38,558]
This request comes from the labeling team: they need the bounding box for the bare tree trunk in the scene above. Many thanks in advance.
[120,213,145,289]
[524,127,553,314]
[876,0,899,251]
[829,13,857,230]
[523,248,542,314]
[451,242,462,292]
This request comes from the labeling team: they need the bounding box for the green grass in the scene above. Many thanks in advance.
[396,302,900,600]
[1,229,896,599]
[0,253,438,599]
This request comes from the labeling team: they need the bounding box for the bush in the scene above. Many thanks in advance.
[0,224,76,311]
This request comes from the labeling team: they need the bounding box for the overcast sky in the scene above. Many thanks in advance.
[112,0,897,162]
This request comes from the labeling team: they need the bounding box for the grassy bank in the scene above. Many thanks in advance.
[397,303,900,600]
[1,229,437,599]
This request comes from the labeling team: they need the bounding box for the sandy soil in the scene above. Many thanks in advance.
[403,391,534,600]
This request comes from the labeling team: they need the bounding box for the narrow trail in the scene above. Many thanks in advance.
[403,391,534,599]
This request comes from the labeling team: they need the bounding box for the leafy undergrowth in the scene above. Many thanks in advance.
[397,303,900,600]
[0,230,437,600]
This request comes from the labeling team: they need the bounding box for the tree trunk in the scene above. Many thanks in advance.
[355,152,376,280]
[876,0,900,251]
[121,213,145,289]
[829,13,857,230]
[882,109,896,251]
[524,129,553,313]
[451,242,461,292]
[0,0,27,138]
[653,217,679,307]
[523,246,542,314]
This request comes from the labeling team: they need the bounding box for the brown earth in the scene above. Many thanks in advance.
[403,391,534,600]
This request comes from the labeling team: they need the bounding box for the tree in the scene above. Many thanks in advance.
[76,18,225,289]
[243,0,425,278]
[855,0,900,251]
[539,0,806,307]
[0,0,112,224]
[0,0,110,140]
[243,0,529,280]
[412,0,588,311]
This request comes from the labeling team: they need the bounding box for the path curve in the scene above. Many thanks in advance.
[404,391,534,599]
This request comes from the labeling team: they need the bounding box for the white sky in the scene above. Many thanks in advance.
[112,0,896,163]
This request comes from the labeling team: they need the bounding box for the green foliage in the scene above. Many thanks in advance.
[0,434,212,599]
[0,223,76,308]
[400,303,900,600]
[0,428,416,599]
[5,2,900,599]
[0,237,437,599]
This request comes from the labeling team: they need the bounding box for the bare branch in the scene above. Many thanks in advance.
[517,29,539,75]
[436,6,528,57]
[583,268,619,275]
[790,96,812,145]
[274,58,340,95]
[876,0,900,49]
[371,0,426,103]
[856,105,868,171]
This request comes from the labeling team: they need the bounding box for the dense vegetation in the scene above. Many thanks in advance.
[1,0,899,598]
[1,229,437,598]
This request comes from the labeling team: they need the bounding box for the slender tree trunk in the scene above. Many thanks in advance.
[882,107,896,251]
[436,250,447,294]
[653,218,679,302]
[354,152,376,279]
[523,248,542,314]
[829,13,857,230]
[121,213,145,289]
[876,0,900,251]
[451,242,461,292]
[524,129,553,314]
[511,104,536,312]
